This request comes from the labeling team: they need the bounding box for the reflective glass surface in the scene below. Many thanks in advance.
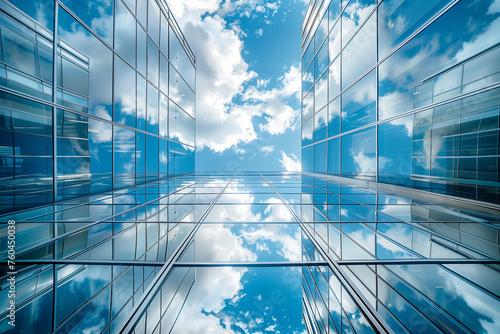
[2,172,499,333]
[0,0,196,212]
[302,0,500,202]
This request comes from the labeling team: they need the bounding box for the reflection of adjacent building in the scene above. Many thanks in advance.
[411,47,500,199]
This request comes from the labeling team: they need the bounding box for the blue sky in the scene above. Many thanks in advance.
[169,0,308,172]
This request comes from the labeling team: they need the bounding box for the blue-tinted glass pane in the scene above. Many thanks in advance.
[114,55,136,128]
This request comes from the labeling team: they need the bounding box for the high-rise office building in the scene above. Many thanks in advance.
[301,0,500,202]
[300,0,500,333]
[0,0,196,215]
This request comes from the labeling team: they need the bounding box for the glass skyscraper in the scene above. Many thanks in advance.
[300,0,500,333]
[1,0,500,333]
[0,0,196,215]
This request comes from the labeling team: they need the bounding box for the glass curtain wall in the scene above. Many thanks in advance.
[1,172,499,333]
[301,0,500,203]
[0,0,196,215]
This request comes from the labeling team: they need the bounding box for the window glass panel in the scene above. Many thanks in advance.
[114,55,136,128]
[329,16,340,63]
[114,126,135,187]
[328,137,340,175]
[302,89,314,121]
[315,12,328,54]
[463,46,500,93]
[169,101,195,147]
[315,108,328,142]
[341,127,376,180]
[315,42,328,82]
[314,142,327,174]
[115,0,136,67]
[8,0,54,30]
[341,0,376,48]
[378,0,452,58]
[136,132,146,184]
[60,0,113,45]
[315,72,328,113]
[302,41,314,75]
[302,146,314,173]
[137,26,147,75]
[329,57,340,102]
[303,64,314,97]
[88,118,112,192]
[147,83,159,135]
[328,97,340,138]
[342,13,376,88]
[159,138,167,178]
[58,8,112,119]
[302,117,314,147]
[147,38,159,87]
[169,66,195,117]
[147,0,160,44]
[378,1,500,120]
[146,135,159,181]
[137,74,147,131]
[159,93,168,138]
[342,69,376,132]
[160,53,169,95]
[379,116,413,185]
[1,27,37,76]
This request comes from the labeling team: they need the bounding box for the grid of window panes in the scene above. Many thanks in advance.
[301,0,500,203]
[2,172,499,333]
[300,174,500,333]
[0,0,196,214]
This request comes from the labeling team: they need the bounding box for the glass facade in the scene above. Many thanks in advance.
[301,0,500,333]
[301,0,500,203]
[2,172,499,333]
[0,0,196,215]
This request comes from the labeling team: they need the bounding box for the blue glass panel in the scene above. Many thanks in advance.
[147,135,159,182]
[302,117,313,147]
[58,8,112,119]
[8,0,54,30]
[114,55,136,128]
[113,126,135,187]
[115,0,136,67]
[136,132,146,184]
[147,0,160,44]
[328,137,340,175]
[378,116,413,185]
[378,0,452,58]
[147,83,159,135]
[342,70,376,132]
[314,108,327,142]
[137,26,147,75]
[314,142,327,174]
[60,0,114,45]
[328,97,340,138]
[341,127,376,180]
[342,13,376,88]
[137,74,147,131]
[302,146,314,173]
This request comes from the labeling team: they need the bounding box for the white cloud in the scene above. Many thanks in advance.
[260,145,275,155]
[279,151,301,172]
[172,1,300,153]
[255,28,264,37]
[257,78,270,87]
